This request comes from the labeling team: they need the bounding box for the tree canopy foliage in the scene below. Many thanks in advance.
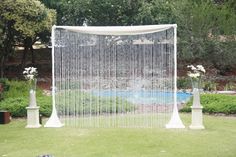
[0,0,55,37]
[41,0,235,74]
[0,0,56,76]
[173,0,236,72]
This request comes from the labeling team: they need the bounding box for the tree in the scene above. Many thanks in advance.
[0,6,16,78]
[0,0,56,76]
[172,0,236,73]
[0,22,6,77]
[41,0,143,26]
[41,0,89,26]
[87,0,143,26]
[134,0,175,25]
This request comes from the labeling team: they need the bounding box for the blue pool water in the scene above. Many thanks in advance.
[92,90,192,104]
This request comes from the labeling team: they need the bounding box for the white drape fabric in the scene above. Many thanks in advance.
[55,24,176,35]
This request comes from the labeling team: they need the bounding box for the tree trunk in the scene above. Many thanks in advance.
[0,56,5,78]
[30,45,35,64]
[21,46,28,69]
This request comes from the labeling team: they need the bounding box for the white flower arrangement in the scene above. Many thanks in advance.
[187,65,206,78]
[187,65,206,89]
[23,67,38,81]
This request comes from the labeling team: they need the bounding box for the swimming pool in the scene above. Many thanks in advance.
[92,90,192,104]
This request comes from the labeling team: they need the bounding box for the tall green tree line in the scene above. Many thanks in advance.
[41,0,236,74]
[0,0,235,78]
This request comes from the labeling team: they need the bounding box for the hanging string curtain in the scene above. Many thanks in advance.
[45,24,185,128]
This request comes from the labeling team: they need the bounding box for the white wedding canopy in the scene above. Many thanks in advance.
[45,24,185,128]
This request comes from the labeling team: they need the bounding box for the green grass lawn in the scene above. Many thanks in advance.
[0,114,236,157]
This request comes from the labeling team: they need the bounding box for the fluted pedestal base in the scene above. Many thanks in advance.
[26,106,41,128]
[189,106,205,129]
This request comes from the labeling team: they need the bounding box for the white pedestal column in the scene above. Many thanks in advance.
[26,90,41,128]
[26,106,41,128]
[189,88,205,129]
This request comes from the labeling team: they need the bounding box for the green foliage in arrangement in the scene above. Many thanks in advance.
[180,94,236,114]
[0,80,51,117]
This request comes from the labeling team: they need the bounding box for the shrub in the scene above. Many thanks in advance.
[35,96,52,117]
[0,97,28,117]
[0,78,10,92]
[180,94,236,114]
[0,96,52,117]
[2,80,43,98]
[0,80,51,117]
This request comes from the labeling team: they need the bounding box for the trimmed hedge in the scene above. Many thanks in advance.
[0,96,52,117]
[180,94,236,114]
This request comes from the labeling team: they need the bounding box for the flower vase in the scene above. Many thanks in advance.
[30,78,37,91]
[190,77,204,129]
[29,79,37,107]
[26,78,41,128]
[191,77,201,90]
[190,77,201,107]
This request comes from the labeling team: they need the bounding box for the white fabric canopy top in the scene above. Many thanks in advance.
[54,24,176,35]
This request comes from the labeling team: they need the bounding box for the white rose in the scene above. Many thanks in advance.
[188,72,200,78]
[32,67,37,71]
[25,67,30,72]
[201,68,205,73]
[30,69,35,74]
[191,66,196,71]
[194,73,200,77]
[188,73,194,78]
[27,74,34,80]
[187,65,194,69]
[196,65,205,73]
